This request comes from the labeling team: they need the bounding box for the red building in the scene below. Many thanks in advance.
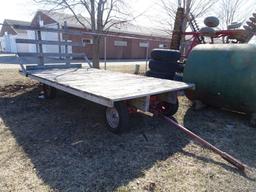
[31,10,171,59]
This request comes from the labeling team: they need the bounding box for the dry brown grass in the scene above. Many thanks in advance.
[100,63,147,74]
[0,69,255,192]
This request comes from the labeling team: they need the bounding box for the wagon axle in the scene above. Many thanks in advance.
[105,95,179,133]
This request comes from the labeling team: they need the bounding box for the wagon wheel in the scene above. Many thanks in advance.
[158,100,179,116]
[105,102,129,134]
[43,84,56,99]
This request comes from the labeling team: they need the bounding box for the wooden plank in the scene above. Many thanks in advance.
[16,39,84,47]
[18,52,86,58]
[34,30,39,54]
[28,68,194,103]
[13,24,86,36]
[27,73,114,107]
[57,23,62,58]
[26,64,82,71]
[36,26,44,66]
[64,21,70,65]
[44,69,189,94]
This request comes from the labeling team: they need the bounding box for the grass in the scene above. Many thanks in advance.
[0,68,255,192]
[100,63,147,74]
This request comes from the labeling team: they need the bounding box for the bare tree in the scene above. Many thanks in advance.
[160,0,218,32]
[217,0,244,29]
[158,0,218,53]
[34,0,132,68]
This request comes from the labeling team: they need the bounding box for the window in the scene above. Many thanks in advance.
[114,40,127,47]
[82,38,93,45]
[159,44,167,48]
[139,42,149,48]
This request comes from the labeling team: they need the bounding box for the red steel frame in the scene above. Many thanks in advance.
[183,30,246,58]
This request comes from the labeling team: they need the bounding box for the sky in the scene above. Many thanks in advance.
[0,0,38,23]
[0,0,157,24]
[0,0,255,28]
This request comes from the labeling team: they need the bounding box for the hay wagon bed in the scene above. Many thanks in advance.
[14,22,194,133]
[27,67,193,108]
[23,66,193,133]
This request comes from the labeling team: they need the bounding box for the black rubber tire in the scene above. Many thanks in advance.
[149,59,178,73]
[43,84,56,99]
[151,49,181,62]
[145,70,174,80]
[105,102,129,134]
[204,16,220,28]
[159,101,179,116]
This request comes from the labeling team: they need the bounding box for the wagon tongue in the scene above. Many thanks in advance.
[162,115,247,172]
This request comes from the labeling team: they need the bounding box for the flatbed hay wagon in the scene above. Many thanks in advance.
[23,67,193,132]
[14,22,194,133]
[13,22,246,171]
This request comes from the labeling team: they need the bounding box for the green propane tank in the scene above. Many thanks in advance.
[183,44,256,114]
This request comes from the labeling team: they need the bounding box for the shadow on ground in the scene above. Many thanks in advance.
[0,85,191,191]
[1,83,255,191]
[183,106,256,170]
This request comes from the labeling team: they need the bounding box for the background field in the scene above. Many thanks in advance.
[0,68,255,192]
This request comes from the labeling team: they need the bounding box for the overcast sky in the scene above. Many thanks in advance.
[0,0,255,28]
[0,0,155,24]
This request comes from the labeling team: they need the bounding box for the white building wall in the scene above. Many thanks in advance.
[0,22,72,54]
[27,22,72,54]
[16,33,29,52]
[27,30,37,52]
[42,23,60,53]
[0,32,29,53]
[42,23,72,54]
[0,33,13,52]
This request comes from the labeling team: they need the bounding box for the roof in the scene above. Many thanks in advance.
[109,22,170,38]
[4,19,31,27]
[38,10,89,29]
[2,19,31,35]
[38,10,169,38]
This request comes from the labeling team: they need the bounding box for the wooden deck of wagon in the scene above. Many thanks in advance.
[26,67,194,109]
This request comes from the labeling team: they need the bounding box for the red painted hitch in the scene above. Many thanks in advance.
[163,115,246,172]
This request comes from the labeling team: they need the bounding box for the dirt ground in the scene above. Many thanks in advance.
[0,69,255,192]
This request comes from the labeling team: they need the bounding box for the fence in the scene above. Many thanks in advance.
[0,21,171,73]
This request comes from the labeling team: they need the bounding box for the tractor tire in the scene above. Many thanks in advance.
[149,59,178,74]
[151,49,181,62]
[145,70,174,80]
[158,101,179,116]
